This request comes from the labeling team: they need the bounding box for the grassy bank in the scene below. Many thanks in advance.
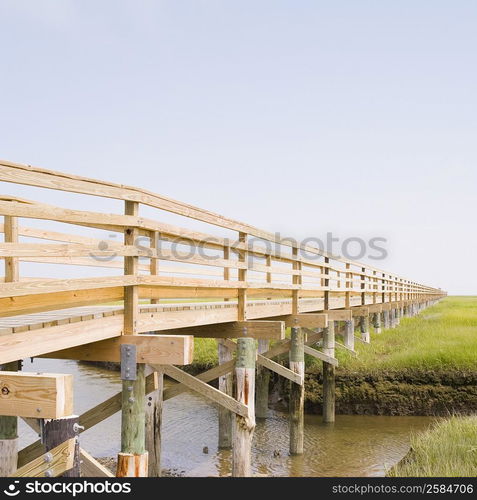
[388,416,477,477]
[191,296,477,415]
[329,296,477,373]
[193,296,477,372]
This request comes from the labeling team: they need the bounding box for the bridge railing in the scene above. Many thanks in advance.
[0,159,443,326]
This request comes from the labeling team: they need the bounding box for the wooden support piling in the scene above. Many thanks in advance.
[256,339,270,419]
[43,415,80,477]
[360,315,370,343]
[373,312,381,333]
[118,363,148,477]
[145,367,163,477]
[0,361,19,477]
[344,319,355,350]
[289,327,304,455]
[383,310,390,329]
[218,339,233,448]
[322,321,335,424]
[232,338,256,477]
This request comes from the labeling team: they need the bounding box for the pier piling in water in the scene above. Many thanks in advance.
[256,339,271,419]
[322,321,336,424]
[289,327,305,455]
[218,340,234,448]
[233,338,256,477]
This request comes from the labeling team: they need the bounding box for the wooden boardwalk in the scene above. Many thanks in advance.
[0,159,445,477]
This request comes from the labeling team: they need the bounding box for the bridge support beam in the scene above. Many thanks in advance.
[232,338,256,477]
[218,340,233,448]
[289,328,304,455]
[322,321,335,423]
[256,339,270,420]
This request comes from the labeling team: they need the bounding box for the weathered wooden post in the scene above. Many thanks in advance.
[373,312,381,333]
[344,319,355,350]
[383,310,390,328]
[117,200,148,477]
[256,339,270,419]
[218,339,233,448]
[145,367,163,477]
[0,361,19,477]
[43,416,81,477]
[360,315,370,343]
[390,308,396,328]
[322,321,335,423]
[289,327,304,455]
[233,338,256,477]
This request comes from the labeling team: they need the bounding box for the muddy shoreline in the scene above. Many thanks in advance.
[82,361,477,417]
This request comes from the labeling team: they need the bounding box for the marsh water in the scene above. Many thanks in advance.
[19,358,435,477]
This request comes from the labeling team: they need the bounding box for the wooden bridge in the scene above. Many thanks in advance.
[0,159,445,477]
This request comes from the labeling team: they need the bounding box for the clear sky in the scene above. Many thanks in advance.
[0,1,475,294]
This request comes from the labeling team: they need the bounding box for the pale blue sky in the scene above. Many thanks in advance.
[0,1,475,293]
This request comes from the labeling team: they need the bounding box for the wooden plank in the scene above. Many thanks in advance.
[303,345,338,367]
[256,354,302,385]
[269,314,328,329]
[0,287,123,318]
[0,316,123,365]
[159,364,249,418]
[0,372,73,418]
[0,275,135,299]
[80,448,114,477]
[41,334,194,365]
[162,321,285,339]
[12,438,75,478]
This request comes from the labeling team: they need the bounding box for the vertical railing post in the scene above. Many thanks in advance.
[150,230,160,304]
[233,338,256,477]
[289,327,304,454]
[237,232,248,321]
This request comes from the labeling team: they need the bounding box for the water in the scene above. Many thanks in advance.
[19,359,435,477]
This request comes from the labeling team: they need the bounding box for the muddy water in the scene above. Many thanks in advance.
[18,359,435,477]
